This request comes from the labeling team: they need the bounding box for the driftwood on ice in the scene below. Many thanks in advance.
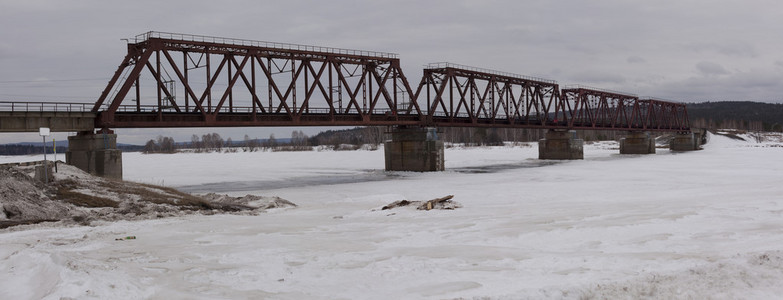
[381,195,461,211]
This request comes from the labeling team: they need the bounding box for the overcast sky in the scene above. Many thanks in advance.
[2,0,783,144]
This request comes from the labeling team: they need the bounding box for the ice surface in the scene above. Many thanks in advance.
[2,134,783,299]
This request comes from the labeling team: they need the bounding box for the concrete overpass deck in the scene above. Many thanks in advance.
[0,102,96,132]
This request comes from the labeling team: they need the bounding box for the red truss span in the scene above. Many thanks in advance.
[92,32,689,132]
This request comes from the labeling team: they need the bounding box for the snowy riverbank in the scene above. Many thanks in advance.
[2,133,783,299]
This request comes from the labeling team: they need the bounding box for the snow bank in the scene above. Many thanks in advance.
[0,165,77,223]
[0,164,295,229]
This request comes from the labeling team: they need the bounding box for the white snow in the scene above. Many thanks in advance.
[2,133,783,299]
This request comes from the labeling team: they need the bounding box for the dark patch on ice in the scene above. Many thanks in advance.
[451,159,561,174]
[177,160,571,192]
[176,171,400,193]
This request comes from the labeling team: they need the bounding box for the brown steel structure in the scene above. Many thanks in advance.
[86,32,689,132]
[416,63,563,128]
[561,86,689,131]
[93,32,422,128]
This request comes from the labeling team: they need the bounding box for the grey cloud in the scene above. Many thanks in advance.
[684,42,758,58]
[641,69,783,102]
[627,56,646,64]
[565,70,627,86]
[716,43,758,57]
[0,43,11,60]
[696,61,730,76]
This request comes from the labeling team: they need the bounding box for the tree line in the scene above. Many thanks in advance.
[142,130,314,154]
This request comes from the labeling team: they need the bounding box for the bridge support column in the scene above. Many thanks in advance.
[538,129,584,160]
[670,129,705,151]
[384,127,444,172]
[620,131,656,154]
[66,131,123,179]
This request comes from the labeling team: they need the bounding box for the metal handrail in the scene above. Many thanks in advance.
[0,101,93,112]
[425,62,557,84]
[114,105,408,115]
[131,31,399,59]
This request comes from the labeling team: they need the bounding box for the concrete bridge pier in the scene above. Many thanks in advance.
[670,129,705,151]
[620,131,656,154]
[66,130,123,179]
[538,129,584,160]
[384,126,444,171]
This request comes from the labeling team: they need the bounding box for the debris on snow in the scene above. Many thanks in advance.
[381,195,462,211]
[199,193,297,210]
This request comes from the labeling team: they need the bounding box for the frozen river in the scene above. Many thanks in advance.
[2,133,783,299]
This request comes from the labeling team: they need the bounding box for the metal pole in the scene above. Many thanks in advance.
[53,137,58,173]
[42,136,48,184]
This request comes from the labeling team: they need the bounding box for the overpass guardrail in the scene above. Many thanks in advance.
[0,101,93,113]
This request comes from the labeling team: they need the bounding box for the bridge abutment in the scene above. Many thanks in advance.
[538,129,584,160]
[620,131,656,154]
[670,129,705,151]
[66,131,123,179]
[384,127,444,172]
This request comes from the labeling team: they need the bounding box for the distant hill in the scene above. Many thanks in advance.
[687,101,783,131]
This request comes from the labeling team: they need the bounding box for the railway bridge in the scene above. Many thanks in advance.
[0,32,701,179]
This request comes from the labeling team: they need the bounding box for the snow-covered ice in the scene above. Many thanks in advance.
[2,133,783,299]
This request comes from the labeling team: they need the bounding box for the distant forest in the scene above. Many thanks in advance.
[3,101,782,155]
[686,101,783,131]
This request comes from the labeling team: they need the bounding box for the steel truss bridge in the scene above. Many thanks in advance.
[2,32,690,133]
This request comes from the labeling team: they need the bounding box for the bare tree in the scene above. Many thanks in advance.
[144,136,176,153]
[265,133,277,149]
[143,139,157,153]
[191,134,202,152]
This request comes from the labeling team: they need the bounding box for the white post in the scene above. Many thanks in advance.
[42,135,47,184]
[39,128,50,184]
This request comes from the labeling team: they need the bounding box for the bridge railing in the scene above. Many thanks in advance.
[0,101,93,113]
[115,105,403,115]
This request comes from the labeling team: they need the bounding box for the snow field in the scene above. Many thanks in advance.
[1,134,783,299]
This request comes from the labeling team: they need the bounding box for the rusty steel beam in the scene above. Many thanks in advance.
[417,62,564,127]
[561,86,640,129]
[559,87,689,132]
[639,98,690,131]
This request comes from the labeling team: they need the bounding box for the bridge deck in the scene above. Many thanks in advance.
[0,111,96,132]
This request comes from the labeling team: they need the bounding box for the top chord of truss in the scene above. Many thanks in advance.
[128,31,399,59]
[640,96,685,103]
[425,62,557,85]
[562,85,638,98]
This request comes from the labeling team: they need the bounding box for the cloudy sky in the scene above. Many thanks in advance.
[2,0,782,144]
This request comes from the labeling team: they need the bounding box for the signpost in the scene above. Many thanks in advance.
[39,127,50,184]
[53,137,58,173]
